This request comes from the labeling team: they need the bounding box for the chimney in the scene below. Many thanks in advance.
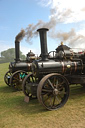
[37,28,49,61]
[15,40,20,62]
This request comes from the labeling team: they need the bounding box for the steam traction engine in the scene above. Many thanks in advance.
[4,39,36,90]
[22,28,85,110]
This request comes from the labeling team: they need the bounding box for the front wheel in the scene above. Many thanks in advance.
[10,70,28,90]
[22,73,38,98]
[37,73,69,111]
[4,71,12,86]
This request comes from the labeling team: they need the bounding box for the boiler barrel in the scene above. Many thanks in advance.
[9,62,31,73]
[32,60,83,76]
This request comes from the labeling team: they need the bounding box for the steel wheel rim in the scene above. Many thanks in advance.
[4,71,12,86]
[10,70,27,90]
[22,73,37,97]
[37,73,69,110]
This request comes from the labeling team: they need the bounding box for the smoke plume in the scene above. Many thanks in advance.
[52,28,85,48]
[15,14,57,43]
[15,0,85,48]
[15,29,25,42]
[50,29,76,40]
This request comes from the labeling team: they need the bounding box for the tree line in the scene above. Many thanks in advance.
[0,48,26,63]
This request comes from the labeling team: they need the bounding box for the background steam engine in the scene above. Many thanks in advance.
[4,36,36,90]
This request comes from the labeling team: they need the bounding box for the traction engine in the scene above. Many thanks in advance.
[4,40,36,90]
[22,28,85,110]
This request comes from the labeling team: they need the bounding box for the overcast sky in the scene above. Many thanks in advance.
[0,0,85,56]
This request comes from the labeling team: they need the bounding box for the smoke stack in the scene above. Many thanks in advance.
[15,30,25,62]
[15,40,20,62]
[37,28,49,61]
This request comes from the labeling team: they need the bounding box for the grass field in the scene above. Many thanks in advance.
[0,63,85,128]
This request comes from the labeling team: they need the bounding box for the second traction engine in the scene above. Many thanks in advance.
[4,38,36,89]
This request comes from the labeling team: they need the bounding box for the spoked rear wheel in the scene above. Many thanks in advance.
[37,73,69,111]
[10,70,28,90]
[4,71,12,86]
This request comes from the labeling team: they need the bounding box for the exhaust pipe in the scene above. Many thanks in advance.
[15,40,20,62]
[37,28,49,61]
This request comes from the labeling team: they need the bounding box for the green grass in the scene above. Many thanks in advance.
[0,63,85,128]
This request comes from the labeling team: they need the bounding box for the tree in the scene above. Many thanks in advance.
[0,48,26,63]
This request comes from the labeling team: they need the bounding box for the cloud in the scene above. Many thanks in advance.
[15,0,85,50]
[40,0,85,23]
[37,0,85,49]
[38,0,52,7]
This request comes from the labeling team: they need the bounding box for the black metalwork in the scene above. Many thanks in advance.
[37,73,69,110]
[37,28,49,61]
[22,73,38,98]
[22,28,85,110]
[4,71,12,86]
[4,39,36,88]
[10,70,28,90]
[15,40,20,62]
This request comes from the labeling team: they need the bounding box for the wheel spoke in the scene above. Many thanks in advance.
[56,95,60,103]
[58,91,67,95]
[59,81,65,86]
[55,79,59,88]
[57,94,63,100]
[13,77,20,81]
[52,96,56,106]
[19,73,21,79]
[43,94,52,103]
[41,91,50,96]
[31,76,35,82]
[55,81,65,89]
[23,73,37,98]
[4,71,12,86]
[50,97,53,107]
[48,79,54,89]
[42,89,53,93]
[53,77,56,86]
[10,71,28,90]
